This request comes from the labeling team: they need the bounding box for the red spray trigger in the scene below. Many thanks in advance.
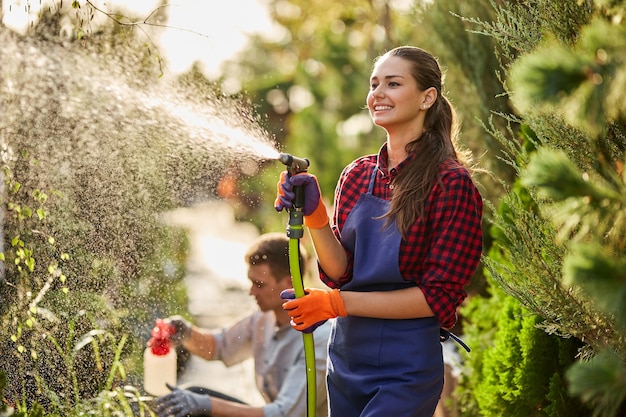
[148,319,174,356]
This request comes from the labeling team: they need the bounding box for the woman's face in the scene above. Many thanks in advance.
[367,55,428,131]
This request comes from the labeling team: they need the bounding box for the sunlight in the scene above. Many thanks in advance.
[1,0,277,77]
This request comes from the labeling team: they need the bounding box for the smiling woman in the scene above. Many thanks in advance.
[275,45,483,417]
[1,0,276,77]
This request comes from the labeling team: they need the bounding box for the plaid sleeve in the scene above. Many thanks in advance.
[416,168,483,328]
[319,157,374,288]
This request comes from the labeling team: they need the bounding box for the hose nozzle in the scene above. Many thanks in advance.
[278,153,310,176]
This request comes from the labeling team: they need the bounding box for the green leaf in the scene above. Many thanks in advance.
[26,257,35,272]
[75,329,107,352]
[563,243,626,327]
[567,349,626,417]
[522,148,621,202]
[509,46,589,107]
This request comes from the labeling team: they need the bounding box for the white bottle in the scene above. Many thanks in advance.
[144,319,177,396]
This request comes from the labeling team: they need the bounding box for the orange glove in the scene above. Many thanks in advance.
[281,288,347,331]
[280,289,326,333]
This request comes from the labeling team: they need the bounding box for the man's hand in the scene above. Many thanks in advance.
[281,288,347,331]
[153,384,212,417]
[165,316,192,344]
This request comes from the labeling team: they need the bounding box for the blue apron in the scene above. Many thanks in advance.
[327,166,443,417]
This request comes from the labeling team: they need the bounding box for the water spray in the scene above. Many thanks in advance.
[277,152,317,417]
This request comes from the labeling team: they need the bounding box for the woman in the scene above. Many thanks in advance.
[275,46,483,417]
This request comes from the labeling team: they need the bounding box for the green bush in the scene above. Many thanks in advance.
[0,6,197,415]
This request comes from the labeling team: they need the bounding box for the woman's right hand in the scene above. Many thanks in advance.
[274,171,329,229]
[274,171,296,212]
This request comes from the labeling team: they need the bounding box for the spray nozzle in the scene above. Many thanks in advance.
[148,319,174,356]
[277,153,309,236]
[278,153,309,176]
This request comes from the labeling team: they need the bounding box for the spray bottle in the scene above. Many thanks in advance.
[144,319,177,396]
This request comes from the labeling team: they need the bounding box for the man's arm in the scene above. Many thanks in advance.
[181,326,218,361]
[154,386,266,417]
[207,397,265,417]
[173,313,255,363]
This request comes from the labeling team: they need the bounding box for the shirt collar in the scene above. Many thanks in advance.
[376,143,416,178]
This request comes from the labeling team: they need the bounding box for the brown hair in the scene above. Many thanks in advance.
[244,232,307,283]
[376,46,474,237]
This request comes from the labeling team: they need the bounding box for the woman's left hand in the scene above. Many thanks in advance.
[281,288,347,331]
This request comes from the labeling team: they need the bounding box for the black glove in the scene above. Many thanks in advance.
[154,384,213,417]
[166,315,192,344]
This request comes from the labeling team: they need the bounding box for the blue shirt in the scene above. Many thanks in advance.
[214,311,331,417]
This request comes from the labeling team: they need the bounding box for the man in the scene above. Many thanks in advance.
[153,232,331,417]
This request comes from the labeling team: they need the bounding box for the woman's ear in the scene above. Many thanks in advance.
[422,87,438,109]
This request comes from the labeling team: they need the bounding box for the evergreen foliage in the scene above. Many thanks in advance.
[223,0,625,414]
[469,295,586,416]
[457,0,626,415]
[458,184,591,416]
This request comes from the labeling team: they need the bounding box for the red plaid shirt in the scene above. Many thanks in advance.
[320,145,483,329]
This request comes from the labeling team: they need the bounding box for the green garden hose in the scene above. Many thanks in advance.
[289,232,317,417]
[278,152,317,417]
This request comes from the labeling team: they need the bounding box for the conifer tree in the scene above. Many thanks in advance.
[458,1,626,416]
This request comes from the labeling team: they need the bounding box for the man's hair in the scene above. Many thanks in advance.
[244,232,308,282]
